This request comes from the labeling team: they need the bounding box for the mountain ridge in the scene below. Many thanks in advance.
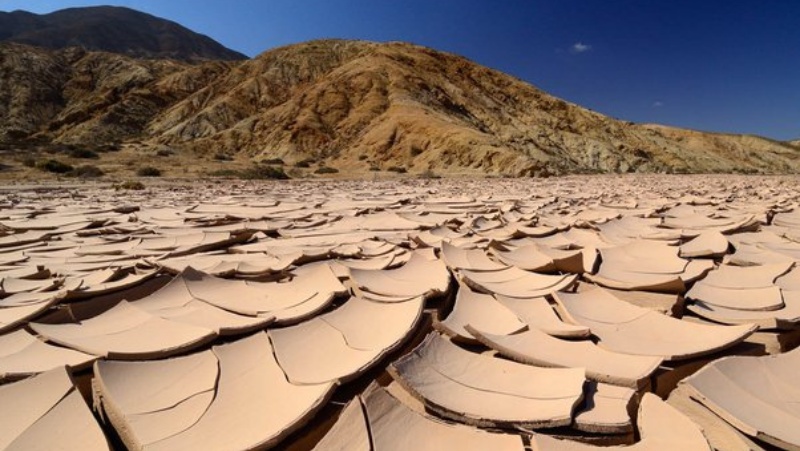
[0,6,247,62]
[143,39,799,175]
[0,12,797,177]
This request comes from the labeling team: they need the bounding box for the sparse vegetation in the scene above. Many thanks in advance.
[137,166,162,177]
[314,166,339,174]
[294,158,315,168]
[261,158,285,165]
[70,165,104,178]
[36,159,74,174]
[114,181,145,190]
[97,143,121,153]
[242,164,289,180]
[207,169,240,178]
[68,148,99,159]
[419,169,441,179]
[209,163,290,180]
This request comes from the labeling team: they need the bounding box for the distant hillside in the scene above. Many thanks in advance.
[0,38,798,176]
[0,6,246,61]
[147,40,800,175]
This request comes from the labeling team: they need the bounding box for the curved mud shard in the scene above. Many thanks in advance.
[388,332,586,429]
[93,332,334,450]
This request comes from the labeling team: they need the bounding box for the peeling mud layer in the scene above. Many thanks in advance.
[1,174,800,450]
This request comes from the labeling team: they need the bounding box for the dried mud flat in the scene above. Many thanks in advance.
[1,174,800,450]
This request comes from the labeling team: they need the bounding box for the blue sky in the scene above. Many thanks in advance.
[2,1,798,140]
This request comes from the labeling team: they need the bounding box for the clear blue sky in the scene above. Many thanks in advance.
[2,0,798,140]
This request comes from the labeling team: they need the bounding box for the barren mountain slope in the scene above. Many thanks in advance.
[150,40,800,175]
[0,43,233,144]
[1,39,798,176]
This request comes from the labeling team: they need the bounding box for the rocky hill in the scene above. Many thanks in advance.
[0,6,246,61]
[147,40,800,175]
[0,37,798,177]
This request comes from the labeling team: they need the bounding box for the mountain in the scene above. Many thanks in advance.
[0,6,247,61]
[1,38,798,176]
[146,40,800,175]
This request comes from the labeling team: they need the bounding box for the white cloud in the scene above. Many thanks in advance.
[570,42,591,53]
[652,101,664,108]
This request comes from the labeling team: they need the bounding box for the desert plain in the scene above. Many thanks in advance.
[2,174,800,450]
